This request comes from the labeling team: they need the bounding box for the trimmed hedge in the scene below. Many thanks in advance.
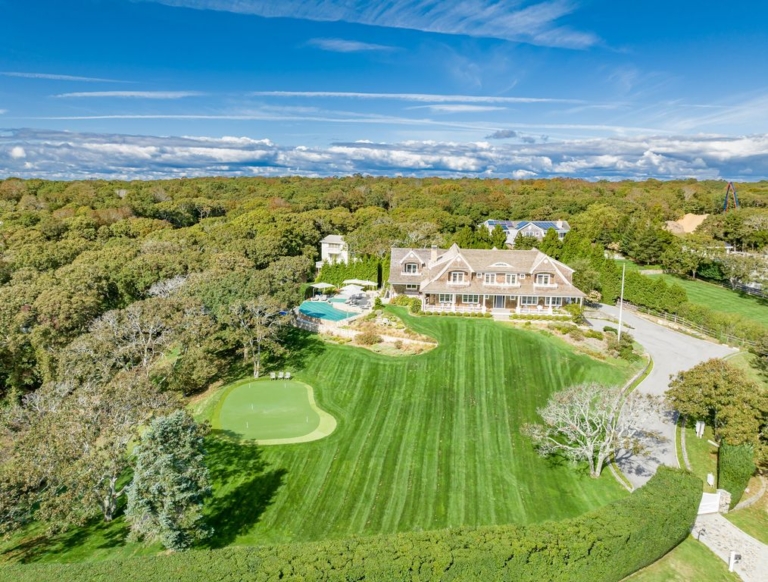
[718,443,755,508]
[2,468,700,582]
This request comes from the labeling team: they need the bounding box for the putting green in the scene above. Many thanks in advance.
[213,379,336,444]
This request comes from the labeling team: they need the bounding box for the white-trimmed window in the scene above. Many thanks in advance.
[521,296,538,306]
[449,271,466,283]
[545,296,562,306]
[405,284,418,291]
[438,294,453,303]
[505,273,517,285]
[484,273,496,284]
[404,263,419,274]
[462,294,480,304]
[535,273,551,285]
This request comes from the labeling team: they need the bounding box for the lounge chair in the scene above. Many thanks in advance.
[285,371,292,380]
[270,372,276,380]
[278,372,285,380]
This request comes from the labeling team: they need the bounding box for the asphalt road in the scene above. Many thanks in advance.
[587,305,736,489]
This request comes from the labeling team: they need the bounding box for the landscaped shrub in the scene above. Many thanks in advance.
[568,327,585,341]
[585,330,605,341]
[356,330,383,346]
[3,468,700,582]
[718,443,755,508]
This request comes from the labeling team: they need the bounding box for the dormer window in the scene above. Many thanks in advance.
[449,271,466,283]
[484,273,496,284]
[506,274,517,285]
[404,263,419,274]
[535,274,551,285]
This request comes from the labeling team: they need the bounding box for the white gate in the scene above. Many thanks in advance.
[698,492,721,515]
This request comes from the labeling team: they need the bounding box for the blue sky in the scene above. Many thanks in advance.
[1,0,768,180]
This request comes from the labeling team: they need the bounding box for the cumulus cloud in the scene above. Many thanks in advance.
[486,129,519,139]
[307,38,398,53]
[146,0,598,49]
[55,91,205,99]
[2,128,768,181]
[0,71,127,83]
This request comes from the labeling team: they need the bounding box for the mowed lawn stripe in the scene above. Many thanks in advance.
[227,312,631,546]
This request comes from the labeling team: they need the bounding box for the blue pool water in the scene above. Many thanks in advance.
[299,300,355,322]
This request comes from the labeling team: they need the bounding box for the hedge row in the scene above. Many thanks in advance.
[2,468,701,582]
[718,443,756,508]
[317,257,387,288]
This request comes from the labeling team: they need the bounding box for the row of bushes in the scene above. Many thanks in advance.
[718,443,756,508]
[316,257,386,288]
[4,468,701,582]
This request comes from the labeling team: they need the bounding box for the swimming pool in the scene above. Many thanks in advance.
[299,300,356,322]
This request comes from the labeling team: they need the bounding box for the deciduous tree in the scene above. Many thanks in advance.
[523,383,662,477]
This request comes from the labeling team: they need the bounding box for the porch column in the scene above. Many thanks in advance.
[452,294,457,313]
[483,294,487,313]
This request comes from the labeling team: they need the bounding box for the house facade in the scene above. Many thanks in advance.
[316,234,350,269]
[480,219,570,247]
[389,244,585,315]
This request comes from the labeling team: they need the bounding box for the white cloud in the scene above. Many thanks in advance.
[55,91,204,99]
[146,0,598,49]
[0,109,6,115]
[9,146,26,159]
[307,38,398,53]
[0,71,127,83]
[2,128,768,181]
[250,91,583,104]
[409,104,507,113]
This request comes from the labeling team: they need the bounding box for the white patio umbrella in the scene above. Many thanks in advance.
[338,284,364,295]
[342,278,378,287]
[311,282,335,289]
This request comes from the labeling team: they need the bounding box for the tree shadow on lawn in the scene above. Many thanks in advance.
[272,327,326,372]
[1,513,132,564]
[204,434,287,548]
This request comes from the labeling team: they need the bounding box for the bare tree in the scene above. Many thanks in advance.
[228,297,290,378]
[523,383,662,478]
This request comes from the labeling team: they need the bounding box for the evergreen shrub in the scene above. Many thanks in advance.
[718,443,755,508]
[4,468,700,582]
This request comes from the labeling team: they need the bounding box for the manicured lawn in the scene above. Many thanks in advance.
[625,536,738,581]
[1,310,637,562]
[649,274,768,327]
[725,477,768,544]
[682,420,719,493]
[213,378,322,440]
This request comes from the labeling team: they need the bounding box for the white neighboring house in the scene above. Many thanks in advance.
[317,235,350,269]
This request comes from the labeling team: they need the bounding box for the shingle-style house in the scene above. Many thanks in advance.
[389,244,584,315]
[316,234,349,269]
[480,219,571,247]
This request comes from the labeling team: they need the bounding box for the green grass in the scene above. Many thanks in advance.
[726,352,767,391]
[624,536,738,581]
[724,477,768,544]
[682,420,719,493]
[649,274,768,327]
[213,378,321,440]
[1,310,638,563]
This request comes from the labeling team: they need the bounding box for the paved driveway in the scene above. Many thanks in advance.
[587,305,735,489]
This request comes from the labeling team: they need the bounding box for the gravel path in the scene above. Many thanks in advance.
[587,305,735,489]
[694,513,768,582]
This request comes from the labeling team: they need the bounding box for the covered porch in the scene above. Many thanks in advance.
[421,293,580,315]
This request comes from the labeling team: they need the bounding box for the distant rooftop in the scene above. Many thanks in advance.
[320,234,346,244]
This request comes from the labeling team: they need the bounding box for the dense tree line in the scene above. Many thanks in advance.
[0,175,766,541]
